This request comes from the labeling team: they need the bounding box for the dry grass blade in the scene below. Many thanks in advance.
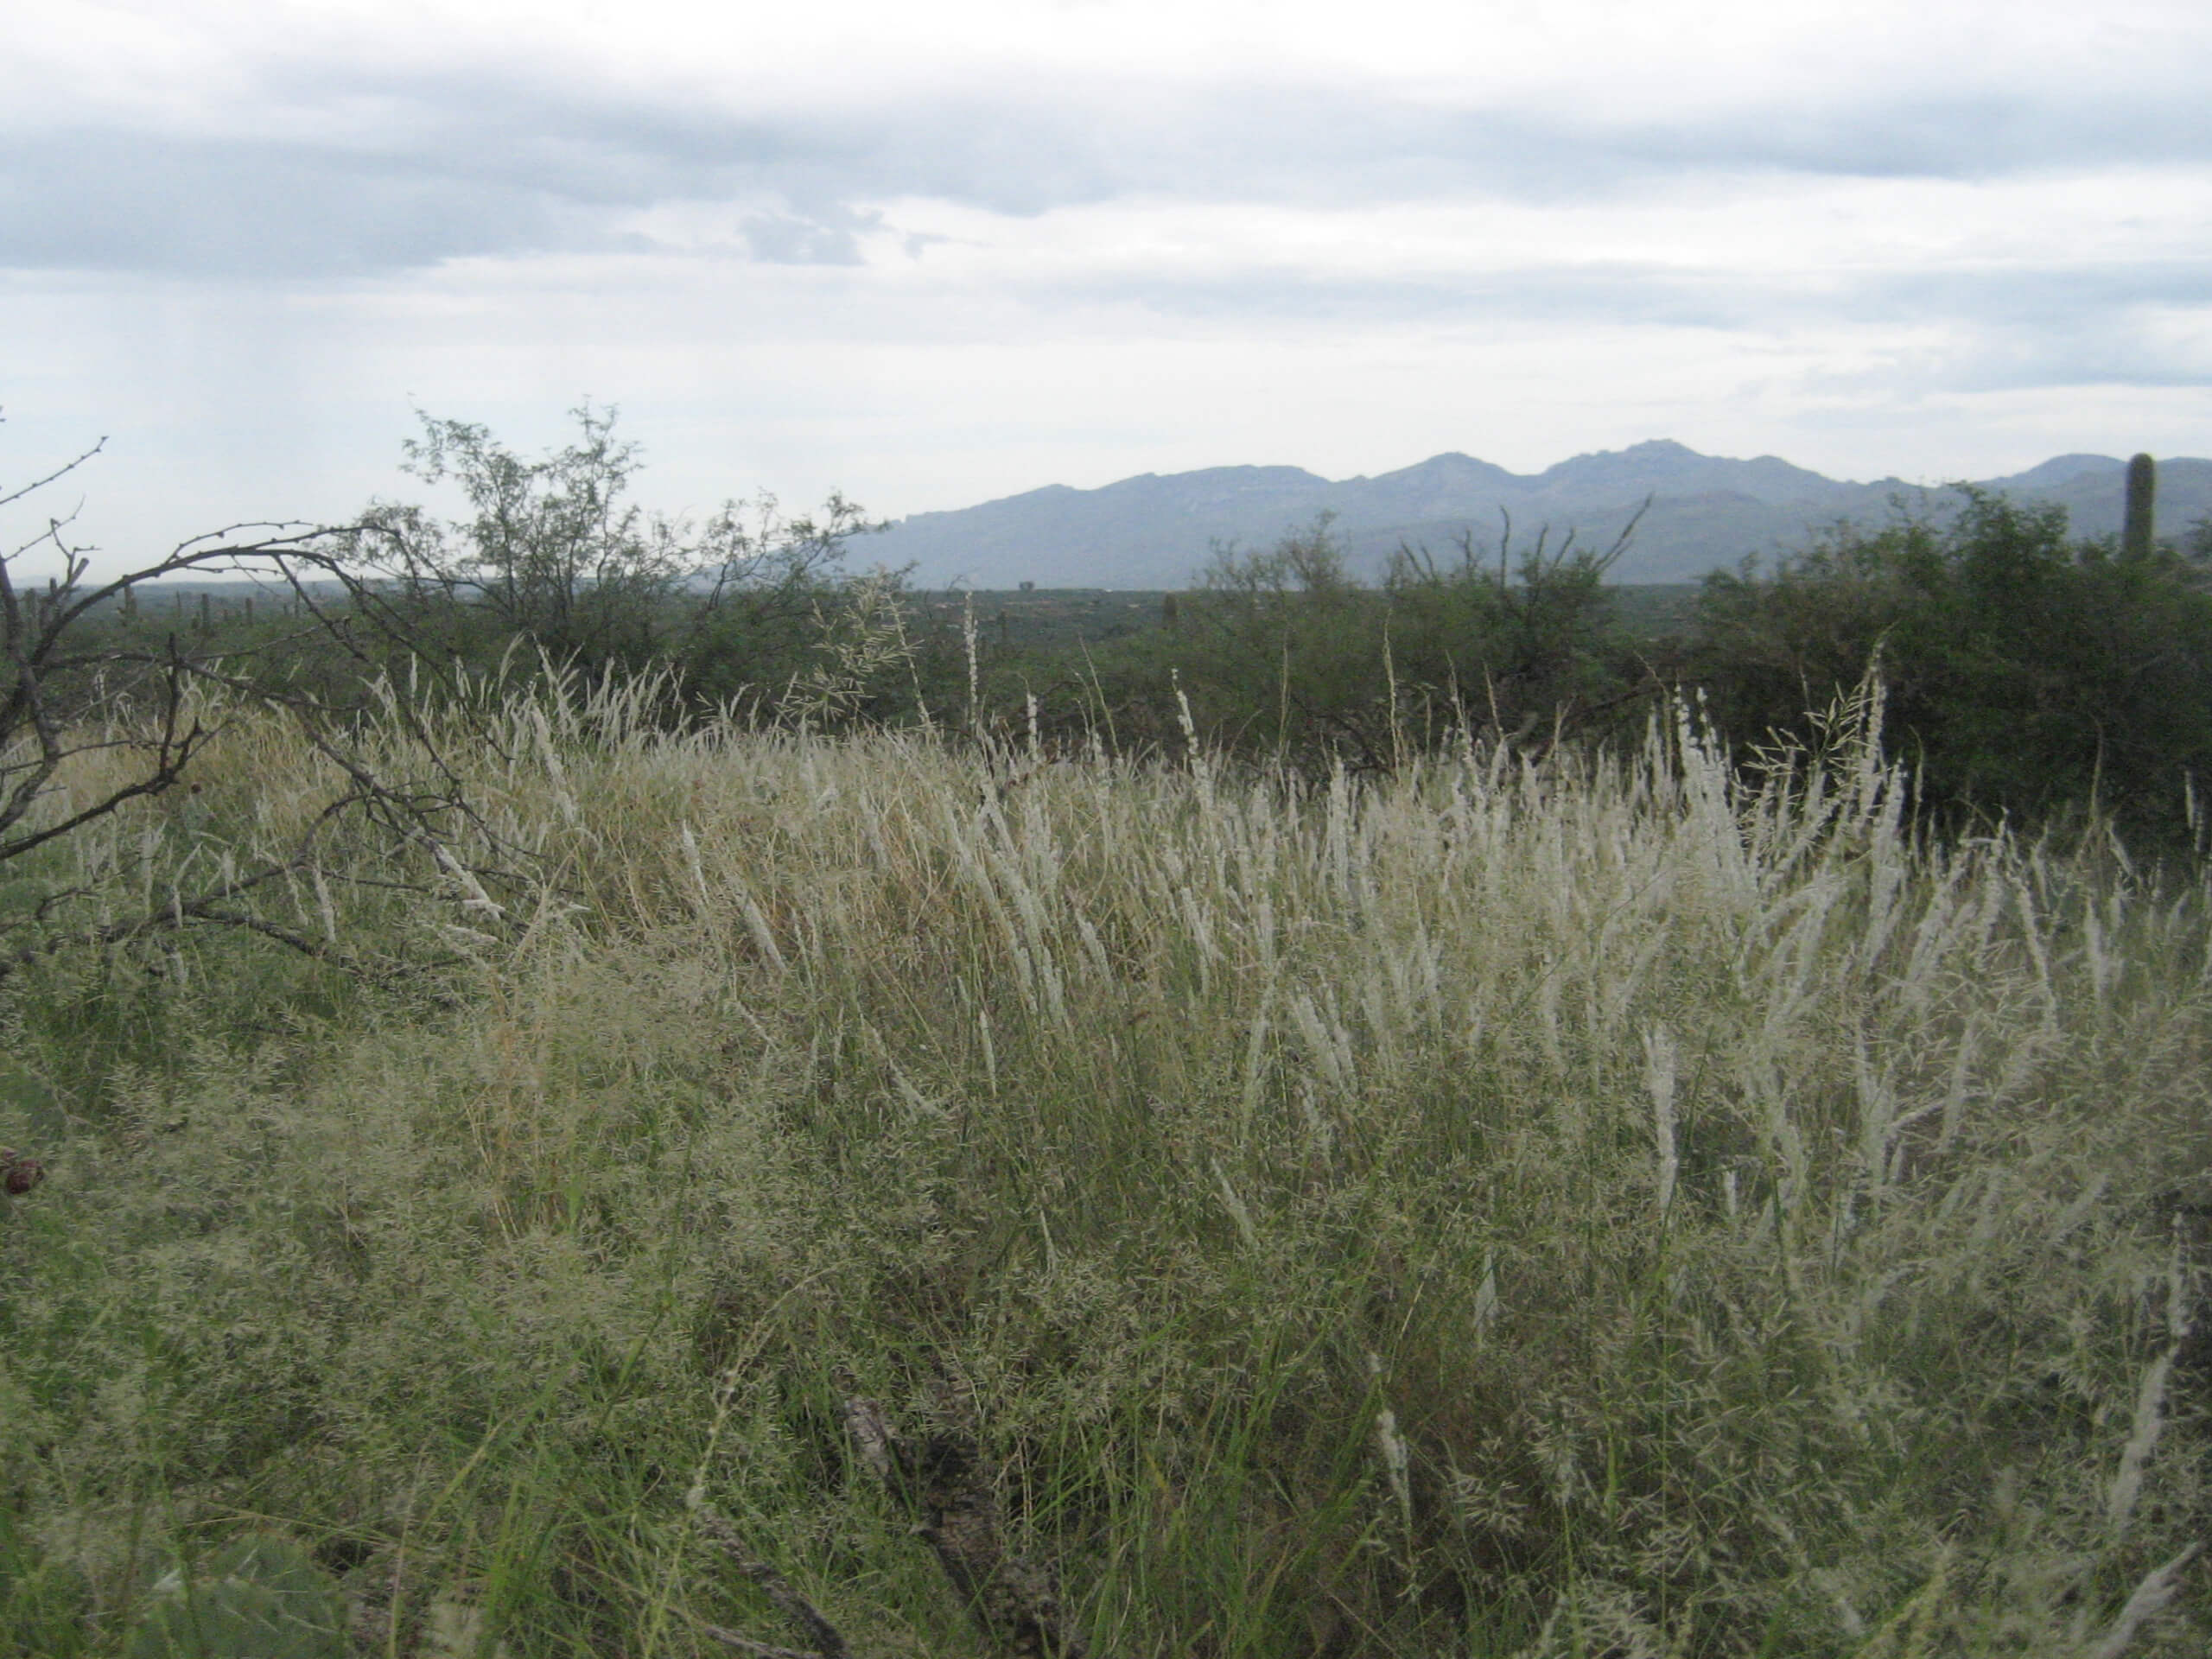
[2088,1544,2200,1659]
[6,668,2209,1656]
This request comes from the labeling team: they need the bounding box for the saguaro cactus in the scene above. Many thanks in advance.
[2124,453,2157,559]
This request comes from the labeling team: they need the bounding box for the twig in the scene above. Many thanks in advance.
[688,1500,854,1659]
[842,1382,1089,1659]
[0,845,385,983]
[842,1395,899,1484]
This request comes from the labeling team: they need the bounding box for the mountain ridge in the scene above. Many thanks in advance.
[868,442,2212,588]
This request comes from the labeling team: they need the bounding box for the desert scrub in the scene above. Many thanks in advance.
[1,672,2208,1655]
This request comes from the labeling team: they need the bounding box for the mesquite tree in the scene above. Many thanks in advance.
[347,402,882,685]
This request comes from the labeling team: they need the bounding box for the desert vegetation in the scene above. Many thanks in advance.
[3,415,2211,1655]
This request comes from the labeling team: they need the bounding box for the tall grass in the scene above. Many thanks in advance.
[2,673,2207,1656]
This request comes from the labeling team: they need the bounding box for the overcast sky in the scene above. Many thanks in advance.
[5,0,2209,574]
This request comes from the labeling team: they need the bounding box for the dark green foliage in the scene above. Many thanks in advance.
[1689,486,2212,844]
[1173,516,1396,764]
[1136,512,1644,767]
[345,403,884,697]
[1382,510,1643,744]
[124,1536,344,1659]
[0,1509,89,1658]
[49,400,2212,857]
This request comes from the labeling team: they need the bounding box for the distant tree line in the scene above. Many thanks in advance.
[18,407,2212,857]
[1054,459,2212,854]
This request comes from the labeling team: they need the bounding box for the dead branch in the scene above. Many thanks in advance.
[842,1382,1088,1659]
[0,451,538,982]
[688,1500,855,1659]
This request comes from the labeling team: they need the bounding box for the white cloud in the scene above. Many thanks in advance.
[3,0,2210,574]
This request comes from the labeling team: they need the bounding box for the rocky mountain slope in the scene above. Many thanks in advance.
[868,441,2212,588]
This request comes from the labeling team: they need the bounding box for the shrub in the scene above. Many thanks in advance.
[348,403,884,699]
[1150,511,1644,769]
[1689,486,2212,845]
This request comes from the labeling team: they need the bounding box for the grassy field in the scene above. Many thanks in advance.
[2,675,2208,1656]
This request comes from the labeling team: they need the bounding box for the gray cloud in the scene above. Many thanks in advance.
[1066,263,1766,329]
[1045,256,2211,334]
[0,130,594,276]
[1024,255,2212,404]
[737,205,883,265]
[7,58,2212,278]
[1840,262,2212,327]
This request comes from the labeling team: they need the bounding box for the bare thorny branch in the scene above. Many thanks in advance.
[1,429,537,985]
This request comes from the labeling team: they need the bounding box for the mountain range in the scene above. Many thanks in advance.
[867,441,2212,588]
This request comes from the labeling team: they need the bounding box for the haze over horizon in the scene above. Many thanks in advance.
[5,1,2210,575]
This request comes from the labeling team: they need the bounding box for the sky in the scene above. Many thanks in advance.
[4,0,2210,575]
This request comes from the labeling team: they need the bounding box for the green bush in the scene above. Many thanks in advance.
[1382,511,1641,746]
[1689,486,2212,845]
[344,404,885,705]
[1171,517,1395,764]
[1141,512,1642,768]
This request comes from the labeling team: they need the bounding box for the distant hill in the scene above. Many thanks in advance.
[868,441,2212,588]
